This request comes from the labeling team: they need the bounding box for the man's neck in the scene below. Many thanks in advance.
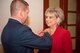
[10,17,22,24]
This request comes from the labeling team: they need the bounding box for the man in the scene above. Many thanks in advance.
[1,0,52,53]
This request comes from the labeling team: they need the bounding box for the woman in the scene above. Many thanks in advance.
[38,7,72,53]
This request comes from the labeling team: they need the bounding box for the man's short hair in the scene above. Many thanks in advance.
[10,0,29,16]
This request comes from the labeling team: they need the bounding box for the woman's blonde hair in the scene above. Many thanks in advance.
[45,7,64,25]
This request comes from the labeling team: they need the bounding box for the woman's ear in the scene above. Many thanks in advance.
[57,17,61,25]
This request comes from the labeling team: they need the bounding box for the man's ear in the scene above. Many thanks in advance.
[18,10,23,17]
[19,10,24,18]
[19,10,22,16]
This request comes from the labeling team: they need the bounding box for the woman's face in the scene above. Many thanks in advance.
[45,13,57,27]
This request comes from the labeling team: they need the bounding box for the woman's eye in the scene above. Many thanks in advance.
[49,16,52,19]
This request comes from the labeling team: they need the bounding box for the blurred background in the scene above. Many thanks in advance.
[0,0,80,53]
